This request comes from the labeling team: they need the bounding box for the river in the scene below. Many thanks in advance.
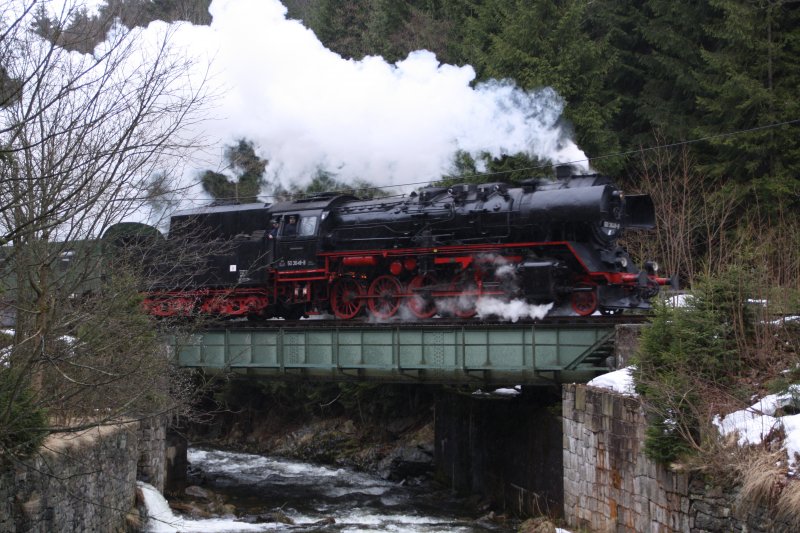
[139,448,519,532]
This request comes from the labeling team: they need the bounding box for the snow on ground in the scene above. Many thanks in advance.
[588,367,800,473]
[471,385,522,397]
[666,293,692,308]
[714,384,800,472]
[586,366,637,397]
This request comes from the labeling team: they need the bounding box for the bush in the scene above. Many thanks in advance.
[0,369,48,459]
[634,270,745,464]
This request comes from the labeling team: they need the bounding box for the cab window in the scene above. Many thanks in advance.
[298,216,318,237]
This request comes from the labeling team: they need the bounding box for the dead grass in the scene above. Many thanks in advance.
[775,480,800,530]
[41,418,135,454]
[735,449,786,516]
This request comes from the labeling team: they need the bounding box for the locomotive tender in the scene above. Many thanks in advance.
[141,166,670,320]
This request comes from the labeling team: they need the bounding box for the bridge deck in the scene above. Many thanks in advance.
[172,319,629,386]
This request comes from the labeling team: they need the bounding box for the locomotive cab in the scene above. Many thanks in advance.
[273,211,323,270]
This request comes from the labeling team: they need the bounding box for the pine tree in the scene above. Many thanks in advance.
[200,140,268,204]
[307,0,371,59]
[635,0,714,143]
[694,0,800,208]
[458,0,622,172]
[30,3,61,42]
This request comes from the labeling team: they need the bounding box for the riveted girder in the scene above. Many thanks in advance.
[171,321,620,386]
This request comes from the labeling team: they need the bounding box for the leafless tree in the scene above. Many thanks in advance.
[623,141,740,288]
[0,0,210,456]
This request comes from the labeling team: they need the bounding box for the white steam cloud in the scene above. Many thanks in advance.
[476,298,554,323]
[29,0,590,198]
[175,0,588,192]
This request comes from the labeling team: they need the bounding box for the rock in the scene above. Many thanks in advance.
[221,503,237,515]
[478,511,509,525]
[125,510,143,530]
[377,444,434,481]
[169,501,210,518]
[518,516,557,533]
[20,493,41,518]
[310,516,336,526]
[386,417,415,436]
[260,509,295,525]
[272,509,294,526]
[185,485,211,500]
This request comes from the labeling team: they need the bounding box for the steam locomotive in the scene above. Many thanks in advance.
[137,166,670,320]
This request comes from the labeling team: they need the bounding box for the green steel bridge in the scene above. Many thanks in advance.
[173,317,642,386]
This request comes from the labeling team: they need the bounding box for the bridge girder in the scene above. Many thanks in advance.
[171,321,622,387]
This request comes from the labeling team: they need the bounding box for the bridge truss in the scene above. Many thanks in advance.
[171,318,638,386]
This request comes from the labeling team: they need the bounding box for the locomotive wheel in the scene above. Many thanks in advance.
[449,272,478,318]
[406,273,438,319]
[571,284,598,316]
[331,278,365,319]
[368,275,403,319]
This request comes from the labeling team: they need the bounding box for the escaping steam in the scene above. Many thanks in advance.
[476,298,554,323]
[32,0,591,199]
[176,0,589,193]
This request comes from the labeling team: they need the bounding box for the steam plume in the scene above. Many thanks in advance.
[184,0,588,191]
[34,0,590,197]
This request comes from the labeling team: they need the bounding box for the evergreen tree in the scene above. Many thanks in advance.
[440,150,553,185]
[280,168,390,200]
[635,0,714,143]
[30,3,61,42]
[61,7,106,54]
[307,0,371,59]
[0,66,22,109]
[694,0,800,207]
[200,140,268,204]
[588,0,649,158]
[457,0,623,173]
[100,0,211,27]
[301,0,469,63]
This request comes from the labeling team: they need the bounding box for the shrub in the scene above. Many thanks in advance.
[0,369,48,459]
[634,270,745,464]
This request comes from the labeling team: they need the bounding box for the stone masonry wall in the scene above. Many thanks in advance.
[0,416,167,533]
[563,383,691,532]
[137,415,167,492]
[563,384,795,533]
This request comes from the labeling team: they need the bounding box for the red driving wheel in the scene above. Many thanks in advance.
[448,271,478,318]
[331,278,365,319]
[368,275,403,319]
[571,284,598,316]
[406,273,438,319]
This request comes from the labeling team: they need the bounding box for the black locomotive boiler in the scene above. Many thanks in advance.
[140,167,670,320]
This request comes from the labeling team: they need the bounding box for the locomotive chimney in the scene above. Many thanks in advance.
[555,164,574,180]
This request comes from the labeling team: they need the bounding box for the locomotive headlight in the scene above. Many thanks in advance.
[645,261,659,274]
[616,256,628,268]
